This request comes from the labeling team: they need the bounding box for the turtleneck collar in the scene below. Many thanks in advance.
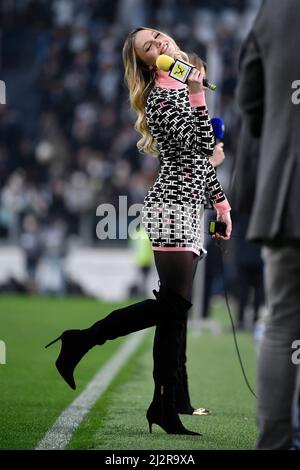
[155,69,187,89]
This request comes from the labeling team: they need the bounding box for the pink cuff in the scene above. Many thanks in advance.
[213,198,231,215]
[189,91,206,107]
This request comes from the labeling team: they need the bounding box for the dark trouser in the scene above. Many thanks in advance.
[236,267,264,326]
[256,242,300,449]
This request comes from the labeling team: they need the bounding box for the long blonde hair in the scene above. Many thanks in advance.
[122,27,190,157]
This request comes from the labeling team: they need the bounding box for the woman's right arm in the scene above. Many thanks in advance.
[148,69,215,159]
[148,95,214,158]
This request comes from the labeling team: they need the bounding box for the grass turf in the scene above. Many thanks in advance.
[0,295,128,449]
[0,296,257,450]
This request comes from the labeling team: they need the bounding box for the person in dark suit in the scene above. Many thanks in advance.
[236,0,300,449]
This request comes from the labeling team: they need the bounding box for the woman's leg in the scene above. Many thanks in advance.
[176,252,210,416]
[154,251,197,301]
[176,253,200,413]
[152,251,197,389]
[148,251,201,434]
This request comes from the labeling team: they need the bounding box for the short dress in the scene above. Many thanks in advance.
[141,83,227,257]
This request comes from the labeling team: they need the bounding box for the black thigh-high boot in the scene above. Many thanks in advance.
[146,286,200,435]
[46,294,165,390]
[175,317,210,416]
[176,316,194,414]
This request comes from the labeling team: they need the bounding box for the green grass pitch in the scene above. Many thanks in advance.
[0,295,257,450]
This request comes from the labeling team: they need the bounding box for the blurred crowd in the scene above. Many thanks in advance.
[0,0,264,325]
[0,0,259,240]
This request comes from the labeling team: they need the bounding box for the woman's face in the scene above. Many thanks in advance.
[134,29,176,68]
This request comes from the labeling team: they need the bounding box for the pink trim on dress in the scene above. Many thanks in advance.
[155,70,207,108]
[152,246,200,256]
[213,198,231,215]
[155,70,187,89]
[189,92,206,107]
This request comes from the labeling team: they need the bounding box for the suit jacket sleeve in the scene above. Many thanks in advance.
[236,31,264,138]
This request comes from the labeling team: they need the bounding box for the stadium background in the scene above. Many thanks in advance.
[0,0,263,451]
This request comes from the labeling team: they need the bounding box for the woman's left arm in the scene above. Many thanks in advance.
[205,160,232,240]
[148,95,215,157]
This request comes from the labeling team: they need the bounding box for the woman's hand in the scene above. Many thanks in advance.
[209,143,225,168]
[212,211,232,241]
[187,66,207,95]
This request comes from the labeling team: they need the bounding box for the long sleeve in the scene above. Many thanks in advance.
[190,92,227,206]
[147,94,215,158]
[205,160,226,205]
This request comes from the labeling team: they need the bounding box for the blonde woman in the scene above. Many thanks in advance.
[46,27,232,436]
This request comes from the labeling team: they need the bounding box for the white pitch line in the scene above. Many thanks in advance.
[36,330,148,450]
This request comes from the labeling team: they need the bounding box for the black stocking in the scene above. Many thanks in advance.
[154,251,199,301]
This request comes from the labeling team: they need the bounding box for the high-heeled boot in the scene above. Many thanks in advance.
[147,287,200,436]
[176,317,210,416]
[146,383,200,435]
[45,295,166,390]
[175,316,194,414]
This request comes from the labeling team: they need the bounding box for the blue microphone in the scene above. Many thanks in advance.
[211,117,225,141]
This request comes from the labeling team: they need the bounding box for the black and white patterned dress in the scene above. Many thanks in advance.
[141,85,226,256]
